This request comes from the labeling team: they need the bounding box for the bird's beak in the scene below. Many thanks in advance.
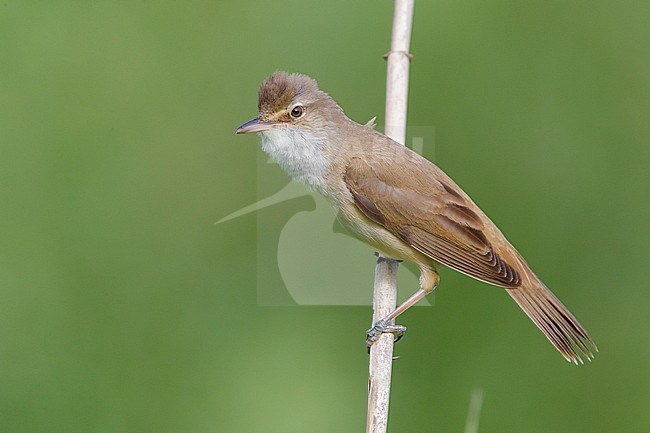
[235,117,277,134]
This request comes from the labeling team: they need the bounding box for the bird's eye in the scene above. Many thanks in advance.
[290,105,305,118]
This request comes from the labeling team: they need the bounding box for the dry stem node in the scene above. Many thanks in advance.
[383,50,414,62]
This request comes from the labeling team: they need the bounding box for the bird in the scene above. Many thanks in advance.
[236,71,596,364]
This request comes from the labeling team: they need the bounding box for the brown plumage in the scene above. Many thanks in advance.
[237,71,597,364]
[343,144,596,363]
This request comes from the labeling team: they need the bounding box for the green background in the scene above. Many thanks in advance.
[1,1,648,432]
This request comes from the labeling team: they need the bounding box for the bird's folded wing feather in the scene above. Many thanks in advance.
[344,155,521,288]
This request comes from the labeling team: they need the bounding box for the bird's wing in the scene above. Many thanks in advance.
[344,153,521,288]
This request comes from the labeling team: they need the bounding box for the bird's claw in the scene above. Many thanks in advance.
[366,319,407,352]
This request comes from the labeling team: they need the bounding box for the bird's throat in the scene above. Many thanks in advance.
[259,126,331,193]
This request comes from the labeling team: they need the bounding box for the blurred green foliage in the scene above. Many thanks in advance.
[1,1,648,432]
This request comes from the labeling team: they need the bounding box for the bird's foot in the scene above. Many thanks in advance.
[366,320,407,352]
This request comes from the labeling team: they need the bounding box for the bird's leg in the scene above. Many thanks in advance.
[365,288,427,348]
[366,268,439,349]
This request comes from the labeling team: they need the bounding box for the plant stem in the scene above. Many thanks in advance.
[366,1,414,433]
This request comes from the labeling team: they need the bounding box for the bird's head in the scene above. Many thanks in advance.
[236,71,343,136]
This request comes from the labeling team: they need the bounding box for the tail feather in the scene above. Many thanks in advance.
[506,281,597,364]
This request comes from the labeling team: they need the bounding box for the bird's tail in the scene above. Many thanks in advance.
[506,280,597,364]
